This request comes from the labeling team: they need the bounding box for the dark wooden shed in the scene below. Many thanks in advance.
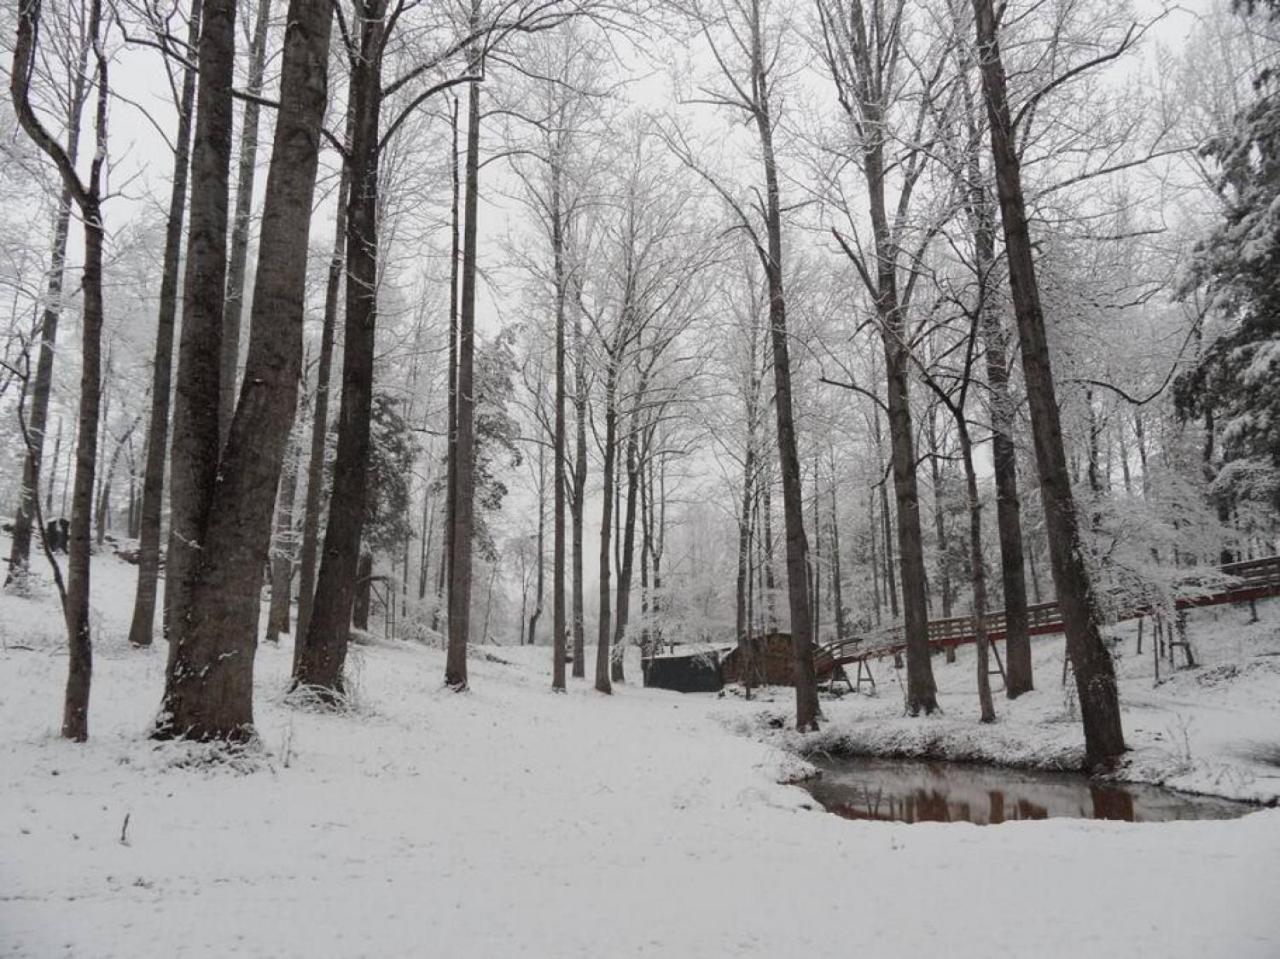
[641,646,725,693]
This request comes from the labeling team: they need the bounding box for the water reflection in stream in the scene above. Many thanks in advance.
[804,756,1254,825]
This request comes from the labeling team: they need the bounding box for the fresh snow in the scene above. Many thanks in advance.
[2,544,1279,958]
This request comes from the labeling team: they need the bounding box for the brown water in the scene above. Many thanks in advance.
[804,756,1256,825]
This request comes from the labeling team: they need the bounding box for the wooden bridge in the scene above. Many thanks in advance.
[814,554,1280,689]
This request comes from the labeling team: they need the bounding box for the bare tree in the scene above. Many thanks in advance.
[11,0,112,741]
[665,0,820,729]
[5,2,91,584]
[970,0,1125,766]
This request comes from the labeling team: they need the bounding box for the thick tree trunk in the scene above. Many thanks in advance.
[296,1,383,696]
[158,0,334,739]
[295,102,355,652]
[162,0,237,685]
[127,0,200,647]
[972,0,1124,766]
[445,10,482,690]
[219,0,273,443]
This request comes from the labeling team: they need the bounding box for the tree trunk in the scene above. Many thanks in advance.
[62,203,105,741]
[866,140,937,714]
[869,489,881,625]
[526,437,545,646]
[595,368,618,694]
[551,158,568,688]
[162,0,237,690]
[445,7,482,690]
[435,96,461,635]
[751,28,819,730]
[571,287,588,678]
[295,100,355,653]
[972,0,1124,766]
[352,551,373,631]
[612,410,642,682]
[927,408,953,618]
[959,421,996,722]
[266,430,300,644]
[96,411,141,546]
[126,0,198,646]
[158,0,334,739]
[829,461,847,641]
[736,424,757,694]
[219,0,273,444]
[296,0,383,696]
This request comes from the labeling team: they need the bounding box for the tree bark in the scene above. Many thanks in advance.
[526,437,545,646]
[296,0,384,696]
[750,6,819,730]
[162,0,237,686]
[219,0,273,444]
[571,276,588,676]
[735,419,757,694]
[266,429,300,644]
[295,100,355,652]
[611,405,642,682]
[158,0,334,739]
[973,189,1032,696]
[435,96,461,634]
[552,157,568,689]
[127,0,201,647]
[829,461,847,641]
[595,364,618,694]
[445,6,482,690]
[972,0,1124,766]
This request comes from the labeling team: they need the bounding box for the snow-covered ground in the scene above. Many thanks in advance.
[745,599,1280,805]
[2,544,1279,958]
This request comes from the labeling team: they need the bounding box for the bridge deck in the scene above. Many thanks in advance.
[814,555,1280,679]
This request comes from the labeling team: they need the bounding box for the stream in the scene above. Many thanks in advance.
[803,755,1256,824]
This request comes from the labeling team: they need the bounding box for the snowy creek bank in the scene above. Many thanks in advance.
[722,599,1280,807]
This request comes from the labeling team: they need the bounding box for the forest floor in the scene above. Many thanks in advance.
[2,541,1279,958]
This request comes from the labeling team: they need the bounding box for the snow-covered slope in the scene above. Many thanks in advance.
[2,545,1278,958]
